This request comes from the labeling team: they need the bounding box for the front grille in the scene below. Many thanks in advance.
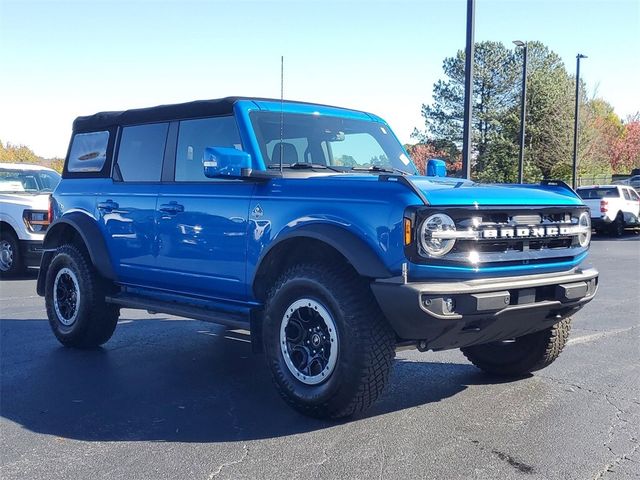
[410,206,589,267]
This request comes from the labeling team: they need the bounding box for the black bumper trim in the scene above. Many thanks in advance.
[371,267,598,350]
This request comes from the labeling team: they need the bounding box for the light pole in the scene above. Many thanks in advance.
[513,40,527,183]
[572,54,587,189]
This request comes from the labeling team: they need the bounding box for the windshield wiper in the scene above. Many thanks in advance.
[268,163,343,173]
[351,165,411,176]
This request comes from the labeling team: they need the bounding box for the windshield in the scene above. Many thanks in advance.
[0,168,61,193]
[250,112,417,174]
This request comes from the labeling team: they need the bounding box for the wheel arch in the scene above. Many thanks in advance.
[37,212,115,296]
[252,224,392,302]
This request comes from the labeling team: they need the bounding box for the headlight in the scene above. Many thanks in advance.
[577,211,591,247]
[419,213,456,257]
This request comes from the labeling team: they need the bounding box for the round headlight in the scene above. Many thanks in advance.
[578,211,591,247]
[420,213,456,257]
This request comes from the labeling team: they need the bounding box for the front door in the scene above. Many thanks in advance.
[154,116,254,301]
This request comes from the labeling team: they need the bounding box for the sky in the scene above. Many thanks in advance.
[1,0,639,159]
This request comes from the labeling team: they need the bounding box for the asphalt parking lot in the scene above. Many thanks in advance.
[1,235,639,480]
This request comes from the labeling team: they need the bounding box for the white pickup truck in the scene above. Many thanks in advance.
[0,163,60,275]
[577,184,640,236]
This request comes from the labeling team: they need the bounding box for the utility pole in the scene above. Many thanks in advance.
[461,0,475,180]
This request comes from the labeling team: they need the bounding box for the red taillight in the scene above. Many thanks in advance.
[600,199,608,213]
[48,195,54,223]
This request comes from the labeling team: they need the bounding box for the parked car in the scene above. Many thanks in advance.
[615,175,640,190]
[37,97,598,418]
[0,163,60,275]
[576,184,640,236]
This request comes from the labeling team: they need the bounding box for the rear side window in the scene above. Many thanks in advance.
[68,131,109,172]
[116,123,169,182]
[630,189,640,201]
[577,188,619,199]
[622,189,632,200]
[175,116,242,181]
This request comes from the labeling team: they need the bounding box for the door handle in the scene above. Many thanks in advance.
[159,202,184,215]
[98,200,120,212]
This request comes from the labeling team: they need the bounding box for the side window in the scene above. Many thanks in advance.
[622,188,632,200]
[175,116,242,181]
[116,123,168,182]
[68,131,109,172]
[629,189,639,201]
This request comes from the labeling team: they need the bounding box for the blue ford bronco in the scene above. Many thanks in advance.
[38,97,598,418]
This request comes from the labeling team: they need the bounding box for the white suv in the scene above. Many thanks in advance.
[577,184,640,236]
[0,163,60,275]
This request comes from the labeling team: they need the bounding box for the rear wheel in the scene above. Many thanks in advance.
[263,263,396,419]
[45,244,119,348]
[610,213,625,237]
[0,230,24,277]
[461,318,572,377]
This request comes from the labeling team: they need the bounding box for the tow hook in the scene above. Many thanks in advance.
[417,340,429,352]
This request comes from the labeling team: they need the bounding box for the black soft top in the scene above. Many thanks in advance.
[72,96,360,133]
[73,97,243,132]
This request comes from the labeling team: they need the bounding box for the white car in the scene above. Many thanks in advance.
[577,184,640,236]
[0,163,61,275]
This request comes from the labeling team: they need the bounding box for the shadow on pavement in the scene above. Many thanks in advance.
[0,318,499,443]
[0,268,39,281]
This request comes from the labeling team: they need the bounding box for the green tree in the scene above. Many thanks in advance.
[0,140,40,164]
[416,41,519,160]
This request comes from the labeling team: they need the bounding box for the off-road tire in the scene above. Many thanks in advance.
[263,263,396,419]
[45,244,119,348]
[461,318,572,377]
[0,229,24,277]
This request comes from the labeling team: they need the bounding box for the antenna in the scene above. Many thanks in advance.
[279,55,284,173]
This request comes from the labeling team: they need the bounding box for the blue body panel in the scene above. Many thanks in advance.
[51,98,590,309]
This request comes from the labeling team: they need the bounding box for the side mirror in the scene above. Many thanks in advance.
[426,158,447,177]
[203,147,252,178]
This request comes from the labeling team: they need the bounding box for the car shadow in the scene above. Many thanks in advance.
[0,318,506,443]
[0,268,39,281]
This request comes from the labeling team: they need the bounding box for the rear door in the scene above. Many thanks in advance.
[97,123,168,287]
[155,116,255,301]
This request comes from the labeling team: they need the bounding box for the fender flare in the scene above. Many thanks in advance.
[37,212,115,295]
[253,223,392,286]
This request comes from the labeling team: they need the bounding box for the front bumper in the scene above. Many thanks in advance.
[371,267,598,351]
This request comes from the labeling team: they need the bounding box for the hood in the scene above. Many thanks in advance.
[410,177,584,207]
[0,192,50,210]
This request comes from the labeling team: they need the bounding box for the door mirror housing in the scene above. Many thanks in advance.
[203,147,252,178]
[426,158,447,177]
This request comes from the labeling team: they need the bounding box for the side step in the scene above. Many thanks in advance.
[105,293,250,330]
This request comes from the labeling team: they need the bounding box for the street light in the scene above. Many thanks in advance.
[572,54,587,189]
[513,40,528,183]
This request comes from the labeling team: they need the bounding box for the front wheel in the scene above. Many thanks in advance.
[461,318,572,377]
[45,244,119,348]
[263,263,396,419]
[0,231,24,277]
